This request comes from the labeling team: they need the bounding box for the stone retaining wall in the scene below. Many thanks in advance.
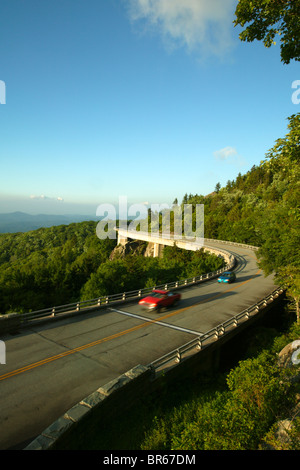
[25,364,152,450]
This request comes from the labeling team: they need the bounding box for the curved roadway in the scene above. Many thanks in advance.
[0,241,277,449]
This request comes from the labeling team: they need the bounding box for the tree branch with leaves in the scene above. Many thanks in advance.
[234,0,300,64]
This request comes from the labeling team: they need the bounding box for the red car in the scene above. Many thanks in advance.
[139,289,181,311]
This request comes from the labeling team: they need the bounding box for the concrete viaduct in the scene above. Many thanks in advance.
[117,228,205,257]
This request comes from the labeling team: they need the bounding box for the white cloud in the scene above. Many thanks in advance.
[213,146,246,167]
[30,194,64,202]
[127,0,237,58]
[214,146,237,161]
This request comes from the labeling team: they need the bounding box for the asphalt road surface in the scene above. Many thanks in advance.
[0,241,277,449]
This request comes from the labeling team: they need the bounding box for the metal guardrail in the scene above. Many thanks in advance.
[2,239,237,330]
[204,238,259,251]
[16,264,234,326]
[149,287,284,372]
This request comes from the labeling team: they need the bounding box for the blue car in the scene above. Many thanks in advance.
[218,271,236,283]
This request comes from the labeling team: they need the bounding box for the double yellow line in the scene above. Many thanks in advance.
[0,268,260,382]
[0,320,153,382]
[0,306,194,382]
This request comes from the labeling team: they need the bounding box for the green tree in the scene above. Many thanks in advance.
[234,0,300,64]
[141,351,292,451]
[214,182,221,193]
[264,113,300,175]
[257,114,300,322]
[277,266,300,324]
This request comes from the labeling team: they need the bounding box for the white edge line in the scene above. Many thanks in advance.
[109,307,203,336]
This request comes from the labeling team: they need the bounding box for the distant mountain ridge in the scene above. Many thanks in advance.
[0,211,96,233]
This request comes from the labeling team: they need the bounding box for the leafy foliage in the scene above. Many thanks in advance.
[141,342,300,451]
[0,221,224,314]
[80,246,224,300]
[234,0,300,64]
[0,222,116,313]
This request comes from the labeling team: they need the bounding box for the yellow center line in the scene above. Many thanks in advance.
[0,266,261,382]
[0,320,155,382]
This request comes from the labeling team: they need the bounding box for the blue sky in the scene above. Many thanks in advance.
[0,0,299,216]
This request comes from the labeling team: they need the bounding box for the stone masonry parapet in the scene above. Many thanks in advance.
[24,364,151,450]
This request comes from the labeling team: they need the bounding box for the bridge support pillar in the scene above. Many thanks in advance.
[153,243,164,258]
[118,233,128,246]
[153,243,159,257]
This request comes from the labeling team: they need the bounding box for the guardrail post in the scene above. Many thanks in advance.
[218,325,225,336]
[175,350,181,363]
[52,307,55,317]
[138,290,142,297]
[97,298,101,306]
[106,297,109,304]
[76,303,80,312]
[122,293,126,300]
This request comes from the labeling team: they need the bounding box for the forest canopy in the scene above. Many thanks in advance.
[0,221,224,314]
